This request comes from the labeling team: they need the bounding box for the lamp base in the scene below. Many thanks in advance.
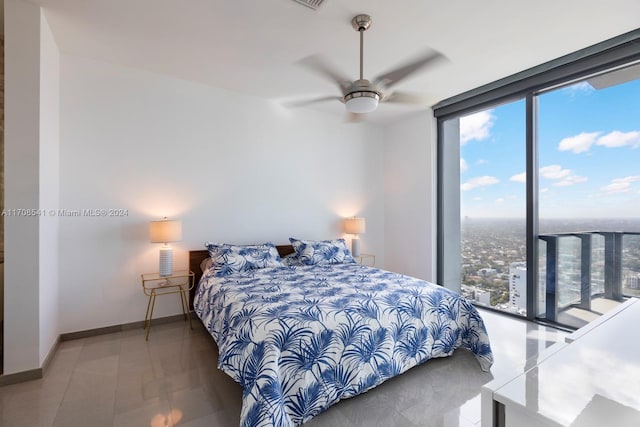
[351,237,361,257]
[159,246,173,276]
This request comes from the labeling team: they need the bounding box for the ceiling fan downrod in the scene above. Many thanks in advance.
[351,14,372,81]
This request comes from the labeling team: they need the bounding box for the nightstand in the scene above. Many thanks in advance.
[141,270,195,340]
[354,253,376,267]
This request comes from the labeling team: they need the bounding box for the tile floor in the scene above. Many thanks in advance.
[0,309,567,427]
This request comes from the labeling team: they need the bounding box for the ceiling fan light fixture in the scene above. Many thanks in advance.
[344,91,380,113]
[294,13,443,118]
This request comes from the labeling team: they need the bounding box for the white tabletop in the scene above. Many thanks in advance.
[493,298,640,426]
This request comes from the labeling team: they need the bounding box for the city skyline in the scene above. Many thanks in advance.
[460,217,640,321]
[459,76,640,219]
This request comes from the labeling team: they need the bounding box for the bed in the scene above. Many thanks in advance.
[189,241,493,427]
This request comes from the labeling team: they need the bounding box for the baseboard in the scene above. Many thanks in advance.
[0,334,61,386]
[0,367,42,386]
[1,313,197,387]
[42,334,61,374]
[61,312,193,341]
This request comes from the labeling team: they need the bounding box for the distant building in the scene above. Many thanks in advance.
[461,285,492,306]
[626,273,640,290]
[476,289,491,305]
[509,262,527,311]
[478,268,497,277]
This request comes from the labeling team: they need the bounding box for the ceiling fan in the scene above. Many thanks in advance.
[294,14,445,118]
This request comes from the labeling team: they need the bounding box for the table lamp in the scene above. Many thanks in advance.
[344,217,366,257]
[149,217,182,276]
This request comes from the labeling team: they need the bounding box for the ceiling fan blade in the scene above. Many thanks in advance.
[382,91,430,105]
[298,55,353,96]
[373,50,446,89]
[284,96,343,108]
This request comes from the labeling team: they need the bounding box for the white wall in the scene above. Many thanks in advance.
[38,10,60,365]
[4,0,61,374]
[383,112,437,282]
[2,0,440,376]
[58,55,385,333]
[4,0,41,374]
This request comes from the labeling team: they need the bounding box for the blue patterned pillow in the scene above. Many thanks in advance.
[204,242,283,276]
[289,238,356,265]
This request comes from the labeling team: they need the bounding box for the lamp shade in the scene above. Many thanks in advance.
[344,217,366,235]
[149,218,182,243]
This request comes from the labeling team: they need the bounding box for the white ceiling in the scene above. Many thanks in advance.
[31,0,640,124]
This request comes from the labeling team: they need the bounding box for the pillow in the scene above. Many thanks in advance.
[281,252,304,267]
[200,257,213,273]
[204,242,283,276]
[289,237,356,265]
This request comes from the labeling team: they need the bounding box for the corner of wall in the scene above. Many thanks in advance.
[1,30,5,345]
[38,7,61,366]
[382,111,437,282]
[4,0,61,374]
[4,0,42,375]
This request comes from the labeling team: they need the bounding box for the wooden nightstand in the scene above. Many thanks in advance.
[141,270,195,340]
[354,253,376,267]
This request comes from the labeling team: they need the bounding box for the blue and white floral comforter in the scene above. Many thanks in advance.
[194,263,493,427]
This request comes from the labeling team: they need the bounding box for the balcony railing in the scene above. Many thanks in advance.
[538,231,640,325]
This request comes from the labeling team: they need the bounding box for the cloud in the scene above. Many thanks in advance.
[460,158,468,173]
[603,182,632,193]
[540,165,571,180]
[495,198,505,204]
[558,130,640,153]
[509,165,586,187]
[541,165,586,186]
[601,175,640,194]
[460,110,495,145]
[562,81,595,96]
[554,175,587,187]
[596,130,640,149]
[510,172,526,183]
[461,176,499,191]
[558,132,601,153]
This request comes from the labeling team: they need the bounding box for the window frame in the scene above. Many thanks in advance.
[435,29,640,321]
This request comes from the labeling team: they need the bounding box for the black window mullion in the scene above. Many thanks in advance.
[436,119,445,286]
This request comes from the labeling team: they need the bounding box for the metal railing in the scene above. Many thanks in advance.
[538,231,640,323]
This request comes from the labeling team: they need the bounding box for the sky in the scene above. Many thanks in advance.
[458,75,640,219]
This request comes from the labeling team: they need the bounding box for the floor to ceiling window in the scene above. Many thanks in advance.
[436,29,640,326]
[536,71,640,327]
[457,100,527,314]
